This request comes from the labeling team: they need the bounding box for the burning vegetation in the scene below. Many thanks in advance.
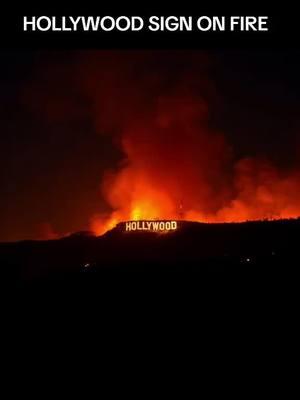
[87,52,300,235]
[23,51,300,238]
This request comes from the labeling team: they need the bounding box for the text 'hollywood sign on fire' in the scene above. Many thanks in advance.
[125,221,178,232]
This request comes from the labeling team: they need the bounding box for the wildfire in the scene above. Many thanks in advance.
[91,114,300,236]
[21,51,300,240]
[87,57,300,236]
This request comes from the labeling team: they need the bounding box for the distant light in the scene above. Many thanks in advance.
[84,263,90,268]
[240,257,252,264]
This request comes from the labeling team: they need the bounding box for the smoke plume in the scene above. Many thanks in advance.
[24,51,300,236]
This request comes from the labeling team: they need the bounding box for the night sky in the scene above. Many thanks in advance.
[0,50,299,241]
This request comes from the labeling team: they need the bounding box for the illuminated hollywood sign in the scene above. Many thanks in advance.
[125,220,178,232]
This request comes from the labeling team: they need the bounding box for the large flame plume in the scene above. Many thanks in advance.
[87,52,300,234]
[25,51,300,236]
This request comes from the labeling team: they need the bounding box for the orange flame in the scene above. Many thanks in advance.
[91,97,300,236]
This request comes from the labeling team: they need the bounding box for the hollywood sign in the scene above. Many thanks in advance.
[125,220,178,232]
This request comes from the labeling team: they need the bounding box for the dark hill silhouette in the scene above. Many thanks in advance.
[1,218,300,286]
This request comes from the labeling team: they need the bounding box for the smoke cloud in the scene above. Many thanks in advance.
[23,51,300,236]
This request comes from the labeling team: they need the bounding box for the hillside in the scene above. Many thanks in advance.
[1,219,299,285]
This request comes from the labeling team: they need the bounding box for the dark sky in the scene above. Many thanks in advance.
[0,50,299,241]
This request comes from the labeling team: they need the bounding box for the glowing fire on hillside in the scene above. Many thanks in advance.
[90,96,300,236]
